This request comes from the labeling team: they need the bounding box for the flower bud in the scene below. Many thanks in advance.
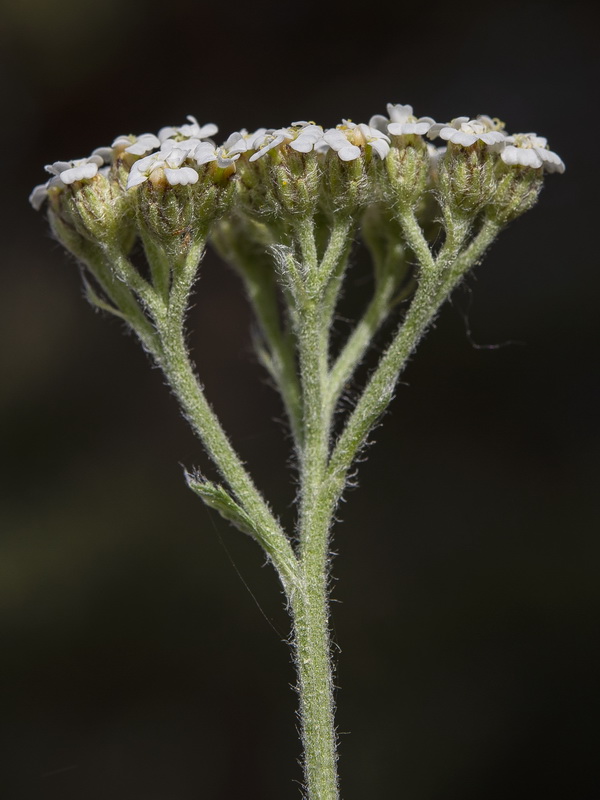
[436,141,497,215]
[237,145,321,221]
[486,163,543,225]
[134,166,235,259]
[321,150,375,214]
[383,135,430,208]
[48,172,135,258]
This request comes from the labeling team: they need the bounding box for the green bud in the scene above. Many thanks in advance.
[437,141,498,215]
[235,154,277,216]
[236,148,320,220]
[486,163,543,225]
[134,166,234,260]
[383,135,429,209]
[273,150,320,217]
[321,150,375,214]
[48,174,135,255]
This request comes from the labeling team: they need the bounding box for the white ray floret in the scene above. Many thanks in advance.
[127,148,199,189]
[157,115,218,144]
[428,117,506,147]
[28,179,59,210]
[111,133,161,157]
[248,129,291,161]
[324,121,390,162]
[500,133,565,173]
[249,123,325,162]
[45,154,106,185]
[239,128,268,153]
[193,132,250,169]
[369,104,436,137]
[160,137,204,157]
[29,154,108,209]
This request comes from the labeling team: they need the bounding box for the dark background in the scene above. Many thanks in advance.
[1,1,598,798]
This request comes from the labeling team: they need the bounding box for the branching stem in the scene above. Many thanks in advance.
[97,200,501,800]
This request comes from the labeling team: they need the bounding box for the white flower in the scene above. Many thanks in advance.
[111,133,161,157]
[249,129,292,161]
[476,115,506,133]
[45,154,105,185]
[29,153,107,209]
[127,148,199,189]
[157,115,218,143]
[322,129,359,161]
[323,121,390,161]
[427,116,506,147]
[234,128,268,153]
[192,132,247,169]
[28,179,59,210]
[289,124,324,153]
[160,137,203,157]
[500,133,565,173]
[369,104,436,137]
[249,123,325,162]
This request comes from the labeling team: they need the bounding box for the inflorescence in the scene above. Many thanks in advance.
[30,105,564,228]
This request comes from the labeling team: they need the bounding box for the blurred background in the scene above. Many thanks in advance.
[1,1,598,798]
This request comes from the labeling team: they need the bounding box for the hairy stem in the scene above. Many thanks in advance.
[159,320,298,586]
[326,213,498,510]
[292,221,341,799]
[327,265,398,419]
[227,242,303,449]
[292,559,338,800]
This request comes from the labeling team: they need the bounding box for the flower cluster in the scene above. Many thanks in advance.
[29,105,565,229]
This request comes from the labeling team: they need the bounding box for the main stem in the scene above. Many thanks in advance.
[295,292,339,799]
[292,554,338,800]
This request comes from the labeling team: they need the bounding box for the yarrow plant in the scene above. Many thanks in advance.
[30,103,564,799]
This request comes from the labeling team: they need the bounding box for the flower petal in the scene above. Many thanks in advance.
[127,168,149,189]
[337,143,361,161]
[369,138,390,159]
[197,123,219,139]
[368,113,389,133]
[193,142,217,165]
[59,162,99,184]
[164,166,199,185]
[29,182,49,210]
[449,130,478,146]
[537,148,565,173]
[386,104,412,123]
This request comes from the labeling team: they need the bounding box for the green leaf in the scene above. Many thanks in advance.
[186,473,257,537]
[83,276,128,320]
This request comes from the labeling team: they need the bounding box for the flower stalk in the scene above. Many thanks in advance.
[30,103,564,799]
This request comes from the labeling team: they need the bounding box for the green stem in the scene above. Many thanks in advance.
[167,238,207,330]
[326,265,397,419]
[156,316,298,589]
[397,207,437,274]
[104,246,167,322]
[140,229,172,304]
[291,561,339,800]
[226,243,303,449]
[318,216,353,288]
[325,272,443,509]
[292,221,340,799]
[320,219,354,341]
[246,270,303,449]
[326,215,499,509]
[439,216,501,293]
[81,245,162,359]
